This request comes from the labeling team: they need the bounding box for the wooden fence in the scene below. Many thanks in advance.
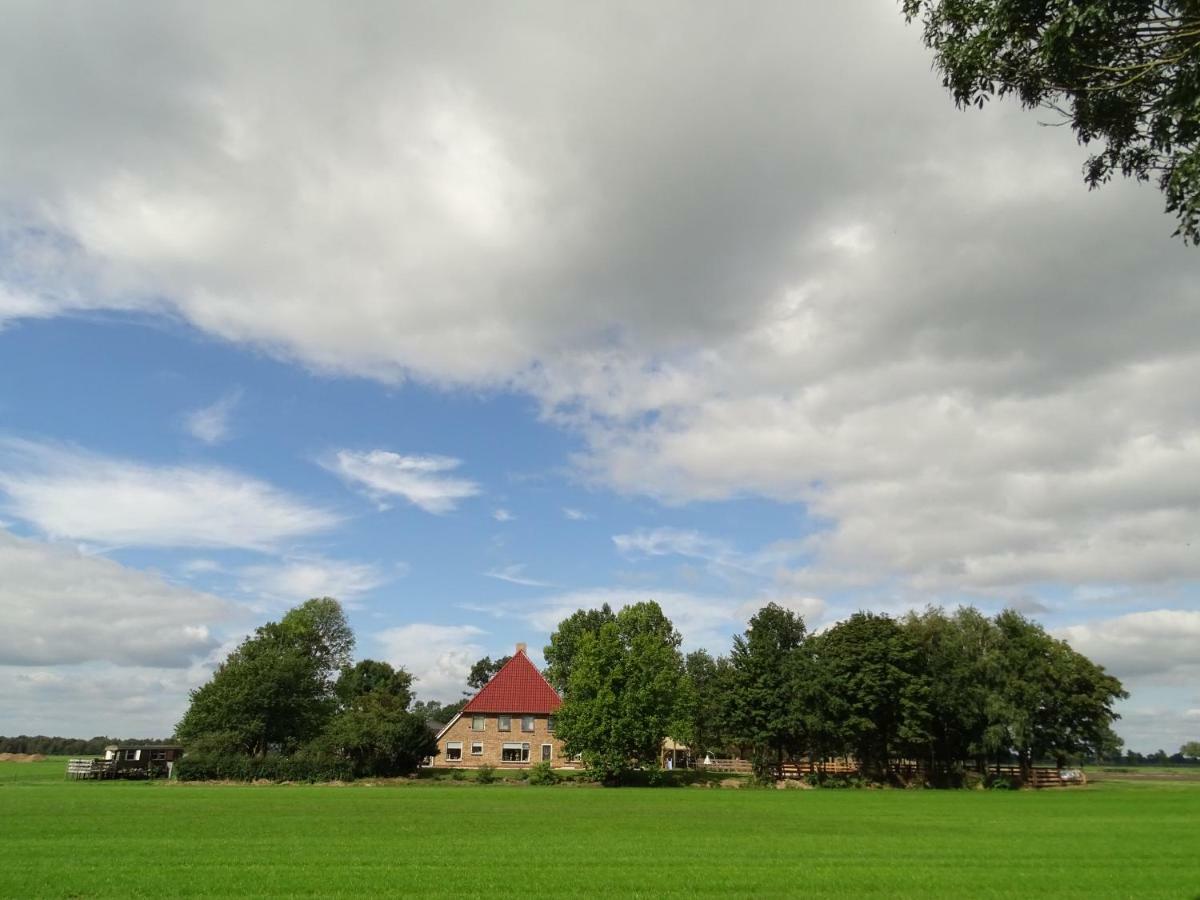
[698,758,753,774]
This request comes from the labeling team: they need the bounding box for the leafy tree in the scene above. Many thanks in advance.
[336,660,414,710]
[678,649,733,758]
[177,599,353,756]
[1182,740,1200,758]
[991,609,1127,777]
[543,603,615,692]
[410,698,467,725]
[553,602,684,782]
[724,604,809,778]
[323,659,435,777]
[809,612,929,777]
[904,1,1200,243]
[902,606,1009,773]
[466,655,512,692]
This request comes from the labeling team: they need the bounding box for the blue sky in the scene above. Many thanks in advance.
[1,2,1198,752]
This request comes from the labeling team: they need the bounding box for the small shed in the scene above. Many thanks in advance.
[104,744,185,776]
[67,744,185,779]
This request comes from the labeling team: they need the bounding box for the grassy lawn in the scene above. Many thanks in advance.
[2,759,1198,898]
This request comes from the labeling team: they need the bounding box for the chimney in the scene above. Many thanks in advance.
[516,642,527,654]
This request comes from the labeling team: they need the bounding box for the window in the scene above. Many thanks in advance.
[547,716,555,733]
[498,715,511,732]
[124,749,140,761]
[472,715,485,732]
[501,743,530,763]
[446,742,463,762]
[150,750,166,761]
[521,715,535,733]
[541,744,552,762]
[471,742,483,756]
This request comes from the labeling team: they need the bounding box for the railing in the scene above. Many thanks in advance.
[66,759,115,780]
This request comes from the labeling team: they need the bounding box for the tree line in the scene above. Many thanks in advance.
[548,601,1128,783]
[0,736,177,756]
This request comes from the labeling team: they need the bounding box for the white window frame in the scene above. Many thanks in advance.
[471,715,486,732]
[541,744,552,762]
[501,742,530,763]
[124,749,140,761]
[150,750,166,761]
[498,714,511,732]
[445,741,463,762]
[471,742,483,756]
[521,715,535,733]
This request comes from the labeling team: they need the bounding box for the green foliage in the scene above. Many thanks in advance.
[554,602,684,783]
[335,660,414,710]
[543,603,616,693]
[174,752,354,782]
[176,602,351,756]
[528,761,559,785]
[1182,740,1200,758]
[466,655,512,691]
[725,603,809,778]
[322,693,436,778]
[808,612,928,777]
[475,764,497,784]
[410,698,468,726]
[904,0,1200,243]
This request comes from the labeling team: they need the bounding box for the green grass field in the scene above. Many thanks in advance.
[2,759,1198,898]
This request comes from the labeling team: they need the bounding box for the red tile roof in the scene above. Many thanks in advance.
[462,650,561,714]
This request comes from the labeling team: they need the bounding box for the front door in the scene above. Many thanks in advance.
[541,744,552,762]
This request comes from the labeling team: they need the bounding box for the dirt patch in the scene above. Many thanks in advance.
[0,753,47,763]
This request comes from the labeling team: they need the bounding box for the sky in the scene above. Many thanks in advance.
[0,1,1197,753]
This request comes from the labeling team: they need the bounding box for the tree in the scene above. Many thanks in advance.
[809,612,929,778]
[410,698,467,725]
[904,1,1200,243]
[176,599,353,756]
[1182,740,1200,758]
[678,650,733,758]
[991,609,1127,777]
[336,660,414,711]
[553,602,684,782]
[324,659,435,777]
[724,604,809,778]
[543,603,616,692]
[466,655,512,692]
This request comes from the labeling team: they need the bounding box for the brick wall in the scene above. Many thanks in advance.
[432,712,568,768]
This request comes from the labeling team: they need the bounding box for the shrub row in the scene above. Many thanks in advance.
[174,752,354,783]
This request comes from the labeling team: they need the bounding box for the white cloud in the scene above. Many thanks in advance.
[492,508,514,522]
[183,388,242,444]
[0,439,340,550]
[1055,610,1200,684]
[374,623,486,701]
[562,508,590,521]
[237,556,392,604]
[0,528,229,667]
[483,564,553,588]
[325,450,479,514]
[0,2,1197,598]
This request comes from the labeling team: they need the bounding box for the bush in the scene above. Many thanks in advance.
[475,764,497,784]
[449,768,466,781]
[513,768,529,781]
[174,752,354,783]
[528,761,559,785]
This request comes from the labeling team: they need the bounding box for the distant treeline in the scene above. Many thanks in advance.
[0,736,176,756]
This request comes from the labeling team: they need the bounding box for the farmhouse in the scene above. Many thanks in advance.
[431,644,567,768]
